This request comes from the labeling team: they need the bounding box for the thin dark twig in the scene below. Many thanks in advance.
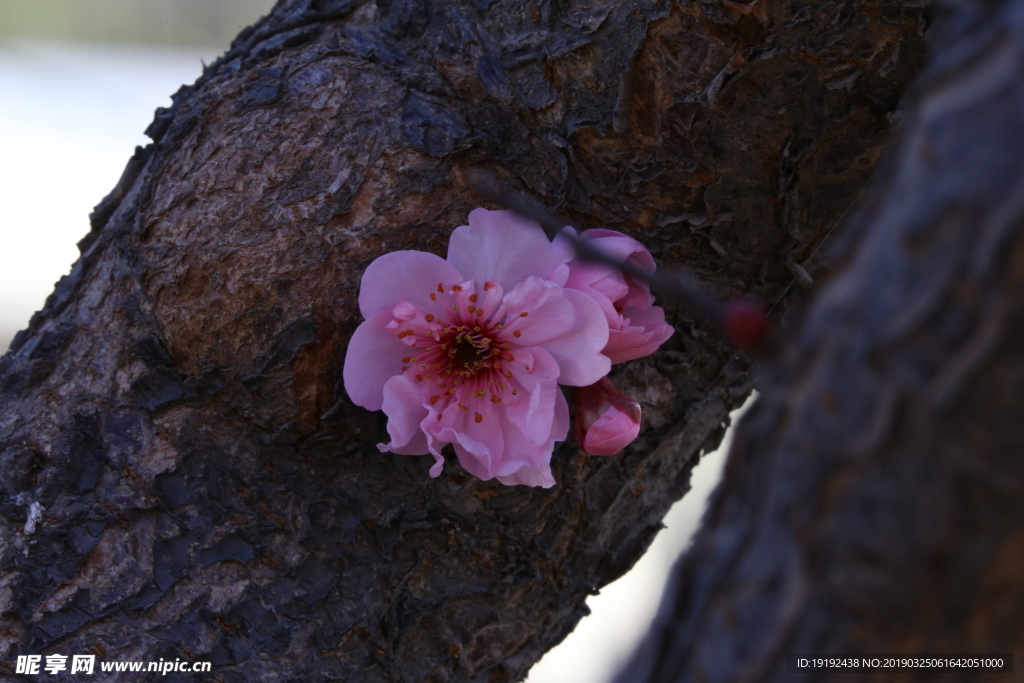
[468,167,858,395]
[467,170,723,324]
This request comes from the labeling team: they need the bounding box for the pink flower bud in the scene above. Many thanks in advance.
[572,377,642,456]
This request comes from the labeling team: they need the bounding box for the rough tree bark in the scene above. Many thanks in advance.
[0,0,926,680]
[620,0,1024,681]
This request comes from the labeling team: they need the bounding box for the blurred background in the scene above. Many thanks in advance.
[0,2,736,680]
[0,0,278,352]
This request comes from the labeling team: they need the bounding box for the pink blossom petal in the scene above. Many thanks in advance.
[553,226,577,264]
[563,280,620,329]
[580,229,657,266]
[497,390,567,487]
[503,348,560,445]
[549,261,570,287]
[494,422,552,477]
[498,276,575,346]
[343,310,411,411]
[431,400,506,479]
[563,263,633,330]
[359,250,463,319]
[619,273,656,310]
[578,230,657,310]
[540,288,611,386]
[603,335,666,365]
[447,209,562,291]
[586,269,631,305]
[421,416,448,478]
[603,305,674,364]
[545,227,571,286]
[495,461,556,487]
[476,280,505,318]
[450,441,496,481]
[623,304,672,331]
[385,301,444,348]
[377,375,430,455]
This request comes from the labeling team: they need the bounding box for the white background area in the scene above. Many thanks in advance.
[525,412,739,682]
[0,38,741,683]
[0,39,219,349]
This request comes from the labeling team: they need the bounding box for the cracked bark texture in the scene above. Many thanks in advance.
[618,0,1024,681]
[0,0,926,680]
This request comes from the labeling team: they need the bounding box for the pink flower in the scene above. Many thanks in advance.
[343,209,611,487]
[558,228,674,364]
[572,378,642,456]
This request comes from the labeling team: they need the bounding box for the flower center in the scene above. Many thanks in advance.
[448,331,491,372]
[397,281,524,408]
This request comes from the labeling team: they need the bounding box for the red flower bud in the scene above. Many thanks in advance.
[722,297,769,351]
[572,377,642,456]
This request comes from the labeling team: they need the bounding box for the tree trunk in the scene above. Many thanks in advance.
[0,0,926,680]
[619,0,1024,681]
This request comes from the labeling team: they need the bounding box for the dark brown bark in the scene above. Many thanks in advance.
[0,0,926,680]
[619,1,1024,681]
